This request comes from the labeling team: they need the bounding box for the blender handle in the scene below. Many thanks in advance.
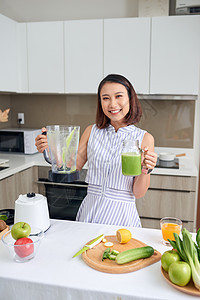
[42,131,52,165]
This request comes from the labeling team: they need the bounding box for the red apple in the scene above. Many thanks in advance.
[14,237,34,258]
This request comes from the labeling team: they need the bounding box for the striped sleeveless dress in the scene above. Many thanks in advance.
[76,124,146,227]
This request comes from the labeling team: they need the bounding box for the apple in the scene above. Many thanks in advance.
[11,222,31,240]
[168,261,191,286]
[14,237,34,258]
[161,250,181,272]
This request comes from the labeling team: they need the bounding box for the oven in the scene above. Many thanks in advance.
[37,168,88,221]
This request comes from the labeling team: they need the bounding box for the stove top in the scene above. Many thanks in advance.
[155,158,179,169]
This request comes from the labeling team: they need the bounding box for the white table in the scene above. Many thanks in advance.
[0,220,199,300]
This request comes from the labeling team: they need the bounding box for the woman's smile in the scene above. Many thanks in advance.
[109,108,122,115]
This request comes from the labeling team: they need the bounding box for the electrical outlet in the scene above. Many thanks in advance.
[18,113,25,125]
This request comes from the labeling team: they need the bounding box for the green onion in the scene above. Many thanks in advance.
[102,248,111,261]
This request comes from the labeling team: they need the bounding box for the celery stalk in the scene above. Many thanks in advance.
[182,228,200,290]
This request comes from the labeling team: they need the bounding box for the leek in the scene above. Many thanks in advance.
[169,228,200,291]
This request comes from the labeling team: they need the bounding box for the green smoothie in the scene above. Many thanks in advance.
[121,152,141,176]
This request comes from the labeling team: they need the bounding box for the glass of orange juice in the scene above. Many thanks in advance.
[160,217,182,246]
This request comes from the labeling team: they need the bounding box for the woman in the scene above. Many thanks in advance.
[35,74,157,227]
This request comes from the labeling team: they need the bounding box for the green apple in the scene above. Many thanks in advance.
[11,222,31,240]
[169,261,191,286]
[161,250,181,272]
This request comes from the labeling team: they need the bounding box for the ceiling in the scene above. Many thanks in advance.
[0,0,140,22]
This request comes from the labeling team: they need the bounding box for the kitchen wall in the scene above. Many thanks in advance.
[8,94,97,136]
[2,94,195,148]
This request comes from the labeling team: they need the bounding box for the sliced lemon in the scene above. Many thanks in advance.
[104,242,114,247]
[116,228,132,244]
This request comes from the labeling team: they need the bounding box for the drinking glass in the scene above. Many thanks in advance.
[160,217,182,246]
[121,140,141,176]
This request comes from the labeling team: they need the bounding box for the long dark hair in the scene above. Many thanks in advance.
[96,74,142,129]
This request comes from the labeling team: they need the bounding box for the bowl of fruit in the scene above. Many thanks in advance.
[1,222,44,262]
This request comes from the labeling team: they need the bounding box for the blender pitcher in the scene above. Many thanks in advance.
[43,125,80,182]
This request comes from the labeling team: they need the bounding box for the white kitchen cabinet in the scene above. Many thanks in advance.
[64,19,103,93]
[150,15,200,95]
[0,14,18,92]
[27,21,64,93]
[104,17,151,94]
[16,23,28,93]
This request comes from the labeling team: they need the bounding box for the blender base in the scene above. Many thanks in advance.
[48,170,80,183]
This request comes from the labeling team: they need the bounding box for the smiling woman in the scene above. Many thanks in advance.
[35,74,157,227]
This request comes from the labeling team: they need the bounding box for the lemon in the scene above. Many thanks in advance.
[116,228,132,244]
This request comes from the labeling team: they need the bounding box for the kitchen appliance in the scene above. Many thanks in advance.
[14,193,50,232]
[156,158,179,169]
[0,128,41,154]
[43,125,80,183]
[176,0,200,15]
[37,169,87,221]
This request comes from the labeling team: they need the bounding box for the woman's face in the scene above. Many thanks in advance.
[100,82,130,129]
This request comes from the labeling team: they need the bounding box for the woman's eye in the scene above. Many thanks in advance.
[116,94,122,98]
[102,97,109,101]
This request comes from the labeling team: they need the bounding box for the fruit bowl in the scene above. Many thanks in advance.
[1,227,44,262]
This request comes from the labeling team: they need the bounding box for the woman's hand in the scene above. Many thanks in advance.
[0,108,10,122]
[35,127,48,153]
[142,146,157,171]
[133,132,157,198]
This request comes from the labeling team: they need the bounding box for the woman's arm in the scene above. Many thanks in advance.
[133,132,157,199]
[76,125,93,170]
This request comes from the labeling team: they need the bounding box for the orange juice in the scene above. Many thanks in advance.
[161,222,181,241]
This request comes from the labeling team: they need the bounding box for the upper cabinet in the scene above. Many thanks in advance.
[64,19,103,93]
[150,15,200,95]
[1,14,200,95]
[27,21,64,93]
[104,18,151,94]
[16,23,28,93]
[0,14,18,92]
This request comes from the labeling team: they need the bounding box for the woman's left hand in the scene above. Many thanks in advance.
[142,146,157,170]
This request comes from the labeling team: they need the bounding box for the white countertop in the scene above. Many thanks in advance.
[0,147,198,180]
[0,220,199,300]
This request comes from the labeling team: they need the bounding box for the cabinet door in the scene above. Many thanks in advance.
[0,167,38,209]
[150,15,200,95]
[16,23,28,93]
[0,14,18,92]
[104,17,151,94]
[64,20,103,93]
[27,21,64,93]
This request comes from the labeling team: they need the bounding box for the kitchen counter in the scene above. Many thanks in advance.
[0,220,199,300]
[0,147,198,180]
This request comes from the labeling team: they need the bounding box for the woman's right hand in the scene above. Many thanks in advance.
[35,127,48,153]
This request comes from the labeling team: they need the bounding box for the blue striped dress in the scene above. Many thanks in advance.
[76,124,146,227]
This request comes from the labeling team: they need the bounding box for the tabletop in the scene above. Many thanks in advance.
[0,220,199,300]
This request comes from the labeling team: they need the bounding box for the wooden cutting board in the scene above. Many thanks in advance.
[82,235,161,273]
[0,225,9,240]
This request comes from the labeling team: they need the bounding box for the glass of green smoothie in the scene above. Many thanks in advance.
[121,140,141,176]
